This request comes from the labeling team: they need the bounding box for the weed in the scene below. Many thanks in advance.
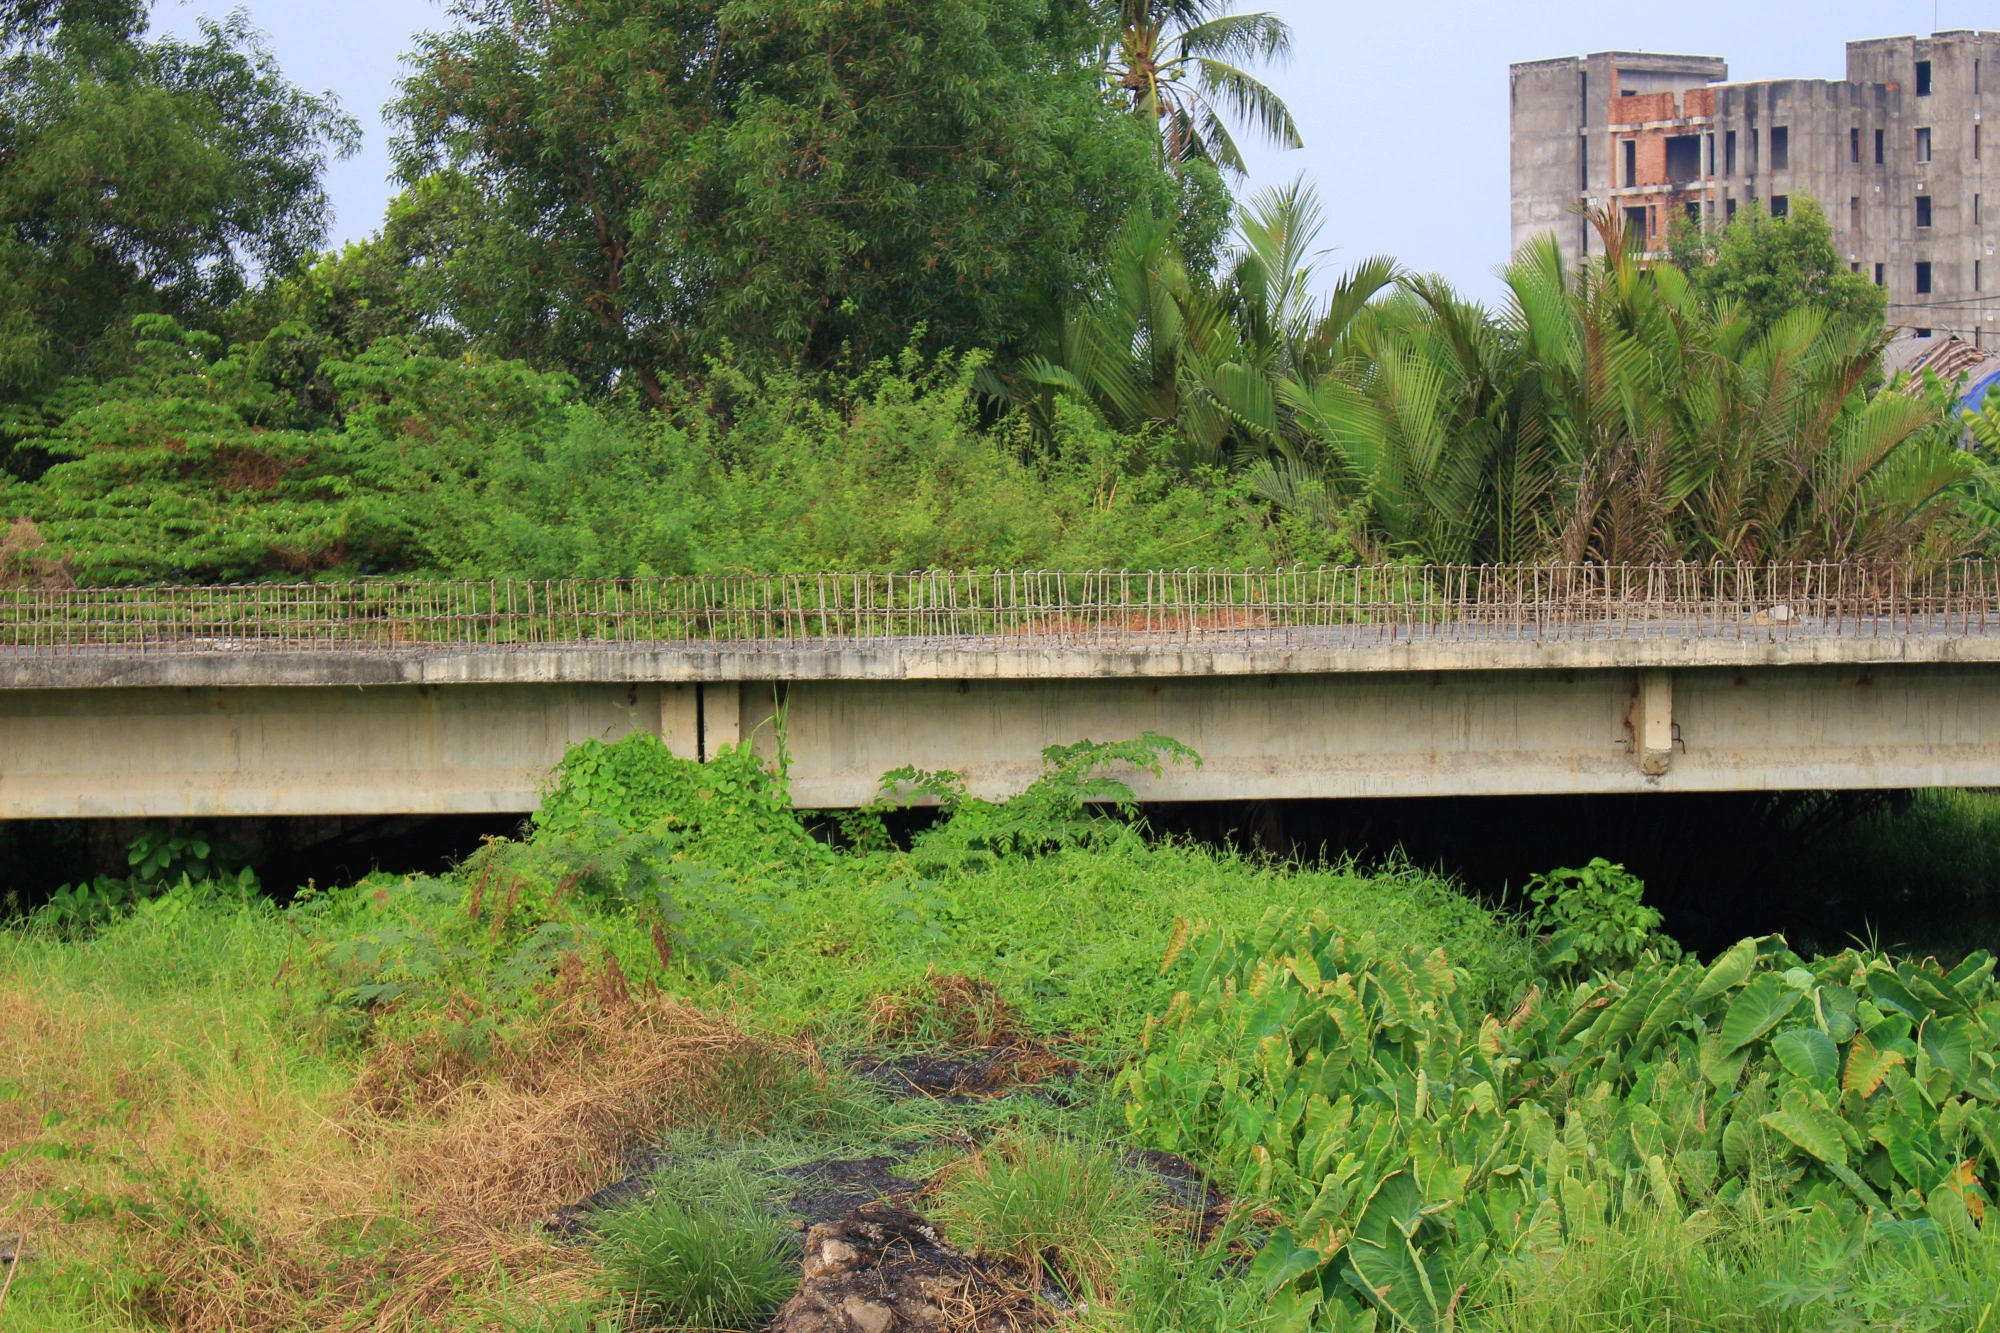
[866,971,1025,1047]
[1525,857,1679,977]
[934,1132,1154,1301]
[591,1159,796,1331]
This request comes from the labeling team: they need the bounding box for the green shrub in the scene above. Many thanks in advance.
[935,1133,1154,1298]
[535,732,821,872]
[591,1161,796,1331]
[1524,857,1679,977]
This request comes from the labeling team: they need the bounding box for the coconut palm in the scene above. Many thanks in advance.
[1103,0,1302,174]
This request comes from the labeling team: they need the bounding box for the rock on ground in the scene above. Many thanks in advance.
[769,1206,1047,1333]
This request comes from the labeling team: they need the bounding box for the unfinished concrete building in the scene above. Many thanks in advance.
[1511,32,2000,342]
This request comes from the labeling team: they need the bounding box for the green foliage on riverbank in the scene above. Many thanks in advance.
[7,736,2000,1328]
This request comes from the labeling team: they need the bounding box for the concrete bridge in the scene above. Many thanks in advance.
[4,564,2000,817]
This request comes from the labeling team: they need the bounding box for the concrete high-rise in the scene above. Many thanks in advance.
[1511,33,2000,342]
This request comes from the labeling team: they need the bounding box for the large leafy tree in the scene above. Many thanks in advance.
[1664,196,1886,339]
[0,3,358,405]
[1102,0,1301,174]
[393,0,1182,402]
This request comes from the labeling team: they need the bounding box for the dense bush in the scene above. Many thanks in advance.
[0,331,1307,584]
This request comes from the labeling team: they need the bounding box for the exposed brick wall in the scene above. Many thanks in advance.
[1683,86,1716,118]
[1609,91,1676,126]
[1635,131,1669,186]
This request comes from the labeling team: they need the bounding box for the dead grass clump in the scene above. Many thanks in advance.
[867,972,1025,1048]
[8,956,820,1332]
[0,517,74,589]
[373,988,759,1232]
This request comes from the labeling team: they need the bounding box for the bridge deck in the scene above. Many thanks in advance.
[4,566,2000,814]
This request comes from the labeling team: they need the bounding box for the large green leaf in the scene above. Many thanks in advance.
[1921,1016,1975,1082]
[1773,1028,1840,1085]
[1762,1088,1849,1165]
[1694,937,1759,1002]
[1842,1033,1907,1097]
[1345,1171,1445,1329]
[1719,974,1804,1054]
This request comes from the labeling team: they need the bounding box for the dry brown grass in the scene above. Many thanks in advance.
[1,959,810,1332]
[866,971,1026,1048]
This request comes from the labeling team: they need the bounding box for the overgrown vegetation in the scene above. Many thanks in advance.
[6,735,1999,1329]
[2,1,1998,1327]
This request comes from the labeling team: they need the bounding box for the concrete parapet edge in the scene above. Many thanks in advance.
[4,633,1999,688]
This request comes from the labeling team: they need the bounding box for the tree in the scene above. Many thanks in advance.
[1102,0,1301,174]
[1263,214,1965,565]
[1005,181,1393,470]
[1664,196,1887,338]
[393,0,1186,401]
[0,6,357,405]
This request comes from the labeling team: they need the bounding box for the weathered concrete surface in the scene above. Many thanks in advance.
[2,658,1997,816]
[746,665,2000,807]
[5,630,2000,688]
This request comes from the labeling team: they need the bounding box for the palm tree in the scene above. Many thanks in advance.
[1258,210,1967,565]
[1103,0,1302,174]
[1002,183,1393,471]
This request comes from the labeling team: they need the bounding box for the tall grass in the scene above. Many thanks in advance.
[933,1133,1154,1300]
[591,1160,796,1332]
[1471,1200,2000,1332]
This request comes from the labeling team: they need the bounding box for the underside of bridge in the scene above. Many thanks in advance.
[2,655,1995,817]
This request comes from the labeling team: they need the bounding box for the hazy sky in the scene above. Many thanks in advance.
[150,0,1987,303]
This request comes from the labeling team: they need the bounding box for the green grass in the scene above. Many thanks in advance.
[18,744,2000,1330]
[590,1160,797,1332]
[1786,788,2000,959]
[677,841,1532,1051]
[932,1132,1155,1300]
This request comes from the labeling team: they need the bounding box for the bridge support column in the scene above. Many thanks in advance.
[700,682,742,758]
[658,683,700,760]
[1637,669,1674,776]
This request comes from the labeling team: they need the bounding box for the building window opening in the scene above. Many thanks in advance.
[1770,126,1789,171]
[1918,195,1933,228]
[1580,143,1589,190]
[1706,132,1716,175]
[1771,195,1790,218]
[1851,127,1862,163]
[1623,139,1637,188]
[1918,127,1933,162]
[1876,128,1886,164]
[1851,261,1862,273]
[1979,259,1984,292]
[1725,130,1737,175]
[1851,196,1862,230]
[1918,60,1933,97]
[1918,261,1934,294]
[1917,327,1934,338]
[1727,197,1739,221]
[1684,201,1700,223]
[1666,135,1702,184]
[1622,205,1649,248]
[1749,128,1760,173]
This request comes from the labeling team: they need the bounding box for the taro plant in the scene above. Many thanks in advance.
[1124,907,2000,1330]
